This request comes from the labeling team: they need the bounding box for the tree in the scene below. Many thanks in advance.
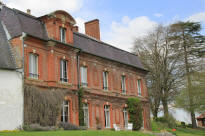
[170,21,205,128]
[133,25,180,118]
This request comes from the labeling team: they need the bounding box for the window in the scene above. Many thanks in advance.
[60,27,66,43]
[202,119,205,126]
[121,76,126,94]
[29,53,38,79]
[104,105,110,128]
[103,71,108,90]
[80,66,88,87]
[123,108,128,128]
[60,59,68,82]
[142,111,144,129]
[61,100,69,122]
[83,103,89,127]
[137,79,142,96]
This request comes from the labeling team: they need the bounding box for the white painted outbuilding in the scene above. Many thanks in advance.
[0,69,23,130]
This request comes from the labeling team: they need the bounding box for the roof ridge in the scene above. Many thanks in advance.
[73,31,138,57]
[13,8,38,19]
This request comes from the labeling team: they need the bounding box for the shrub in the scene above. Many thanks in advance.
[58,122,80,130]
[23,124,56,131]
[126,97,142,130]
[155,115,177,128]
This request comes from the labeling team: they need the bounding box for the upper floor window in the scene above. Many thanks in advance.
[29,53,38,79]
[60,27,66,43]
[121,76,126,94]
[137,79,142,96]
[83,103,89,127]
[104,105,110,128]
[60,59,68,82]
[103,71,108,90]
[80,66,88,87]
[61,100,69,123]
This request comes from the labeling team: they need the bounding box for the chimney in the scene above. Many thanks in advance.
[85,19,100,40]
[27,9,31,15]
[73,26,79,32]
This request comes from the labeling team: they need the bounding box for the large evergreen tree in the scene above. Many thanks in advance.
[170,21,205,128]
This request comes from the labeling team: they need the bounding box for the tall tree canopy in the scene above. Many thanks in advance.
[169,21,205,128]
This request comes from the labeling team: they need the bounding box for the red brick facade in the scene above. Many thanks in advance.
[10,10,151,130]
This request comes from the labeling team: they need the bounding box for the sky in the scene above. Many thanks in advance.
[3,0,205,52]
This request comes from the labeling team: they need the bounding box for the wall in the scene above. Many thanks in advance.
[0,69,23,130]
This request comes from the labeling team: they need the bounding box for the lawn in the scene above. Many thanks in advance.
[0,130,151,136]
[0,128,205,136]
[175,127,205,136]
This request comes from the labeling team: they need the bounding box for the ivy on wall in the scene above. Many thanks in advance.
[24,85,67,126]
[78,87,84,126]
[126,97,143,130]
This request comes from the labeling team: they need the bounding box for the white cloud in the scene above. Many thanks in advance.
[104,16,157,52]
[75,17,86,33]
[5,0,83,16]
[154,13,163,17]
[187,11,205,23]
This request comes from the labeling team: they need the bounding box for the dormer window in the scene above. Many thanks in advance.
[60,27,66,43]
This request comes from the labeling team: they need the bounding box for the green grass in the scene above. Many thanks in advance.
[0,130,151,136]
[176,127,205,136]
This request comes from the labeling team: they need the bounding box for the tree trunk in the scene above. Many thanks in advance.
[183,33,197,128]
[162,98,169,117]
[153,108,158,120]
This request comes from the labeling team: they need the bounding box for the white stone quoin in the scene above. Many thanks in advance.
[0,69,23,130]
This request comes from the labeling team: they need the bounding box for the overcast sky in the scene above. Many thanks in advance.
[3,0,205,52]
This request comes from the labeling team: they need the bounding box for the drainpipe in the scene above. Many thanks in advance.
[21,32,27,127]
[76,50,81,89]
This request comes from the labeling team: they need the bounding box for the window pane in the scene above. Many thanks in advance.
[29,53,38,79]
[138,80,141,95]
[103,72,108,90]
[104,105,110,127]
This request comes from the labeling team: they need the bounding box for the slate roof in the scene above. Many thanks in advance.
[0,20,16,69]
[0,6,146,71]
[0,6,48,40]
[74,32,146,71]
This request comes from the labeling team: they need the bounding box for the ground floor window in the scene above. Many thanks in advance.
[202,119,205,126]
[123,108,128,128]
[104,105,110,128]
[61,100,69,122]
[83,103,89,127]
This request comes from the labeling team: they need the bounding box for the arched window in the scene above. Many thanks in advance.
[61,100,70,122]
[104,105,110,128]
[123,108,128,128]
[83,103,89,127]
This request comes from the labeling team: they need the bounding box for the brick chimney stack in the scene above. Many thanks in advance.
[85,19,100,40]
[73,26,79,32]
[27,9,31,15]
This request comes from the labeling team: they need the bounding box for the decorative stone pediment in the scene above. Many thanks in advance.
[49,10,76,25]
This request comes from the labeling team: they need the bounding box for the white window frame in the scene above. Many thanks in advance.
[80,66,88,87]
[60,27,66,43]
[123,108,128,128]
[121,76,126,94]
[60,59,68,82]
[103,71,108,90]
[29,53,38,79]
[61,100,69,123]
[137,79,142,96]
[83,103,89,127]
[104,105,110,128]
